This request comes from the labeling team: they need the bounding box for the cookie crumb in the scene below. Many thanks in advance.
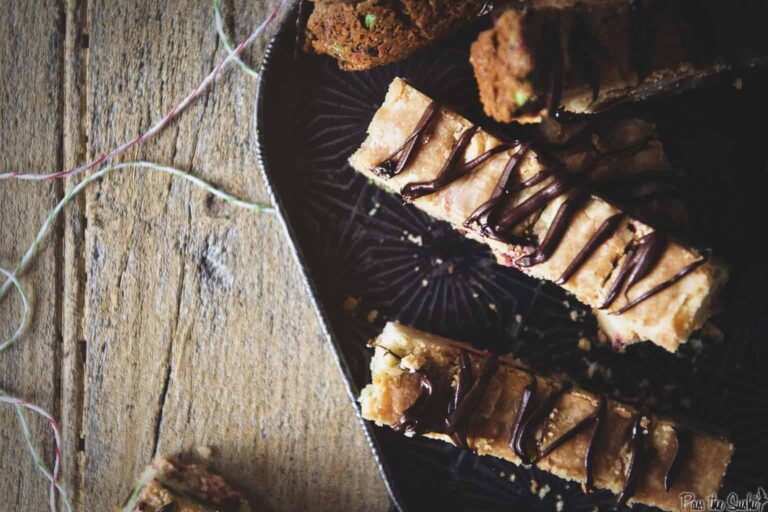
[703,322,724,343]
[367,310,379,323]
[578,338,591,351]
[734,77,743,89]
[538,483,551,499]
[585,360,599,379]
[343,296,359,311]
[688,337,704,355]
[196,445,213,459]
[406,233,423,246]
[421,279,429,287]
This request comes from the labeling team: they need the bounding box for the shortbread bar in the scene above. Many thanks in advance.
[360,323,733,511]
[471,0,768,123]
[118,456,251,512]
[349,78,727,352]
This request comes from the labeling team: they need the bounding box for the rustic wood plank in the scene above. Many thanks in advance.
[0,2,65,510]
[78,1,389,510]
[60,0,90,509]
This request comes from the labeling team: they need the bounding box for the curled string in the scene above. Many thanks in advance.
[0,0,289,182]
[214,0,260,78]
[0,160,274,510]
[0,0,287,509]
[0,392,72,512]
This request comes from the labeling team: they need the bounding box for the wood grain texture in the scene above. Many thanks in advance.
[0,1,390,510]
[0,2,64,510]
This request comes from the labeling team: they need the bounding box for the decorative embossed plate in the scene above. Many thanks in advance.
[255,7,768,511]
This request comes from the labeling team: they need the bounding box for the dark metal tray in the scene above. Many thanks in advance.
[255,8,768,511]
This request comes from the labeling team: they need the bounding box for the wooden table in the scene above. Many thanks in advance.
[0,1,389,510]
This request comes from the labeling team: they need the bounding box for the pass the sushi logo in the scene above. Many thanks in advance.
[680,488,768,511]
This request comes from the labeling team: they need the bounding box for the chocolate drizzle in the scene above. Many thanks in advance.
[611,253,709,315]
[624,232,667,295]
[600,231,667,310]
[401,128,513,202]
[445,350,474,447]
[464,143,532,235]
[372,344,436,435]
[509,373,538,462]
[515,0,736,122]
[392,371,435,435]
[445,354,499,448]
[556,213,624,285]
[513,381,573,465]
[372,101,439,178]
[452,350,474,413]
[495,174,572,235]
[536,393,606,465]
[371,103,710,317]
[376,343,692,505]
[617,414,649,507]
[382,347,500,443]
[516,190,589,267]
[508,377,606,490]
[371,343,402,361]
[664,427,690,492]
[524,0,721,119]
[583,396,607,493]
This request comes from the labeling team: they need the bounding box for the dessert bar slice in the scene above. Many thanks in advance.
[304,0,490,70]
[360,322,733,511]
[471,0,768,123]
[119,456,251,512]
[349,78,727,351]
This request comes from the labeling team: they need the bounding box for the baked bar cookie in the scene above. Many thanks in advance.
[119,456,251,512]
[304,0,490,70]
[360,322,733,511]
[349,78,727,351]
[528,117,691,233]
[471,0,768,123]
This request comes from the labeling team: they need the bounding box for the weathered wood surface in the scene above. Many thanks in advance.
[0,1,390,510]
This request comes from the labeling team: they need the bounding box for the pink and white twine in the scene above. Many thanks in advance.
[0,0,289,509]
[0,0,288,183]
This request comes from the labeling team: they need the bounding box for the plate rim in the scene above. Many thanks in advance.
[253,9,405,511]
